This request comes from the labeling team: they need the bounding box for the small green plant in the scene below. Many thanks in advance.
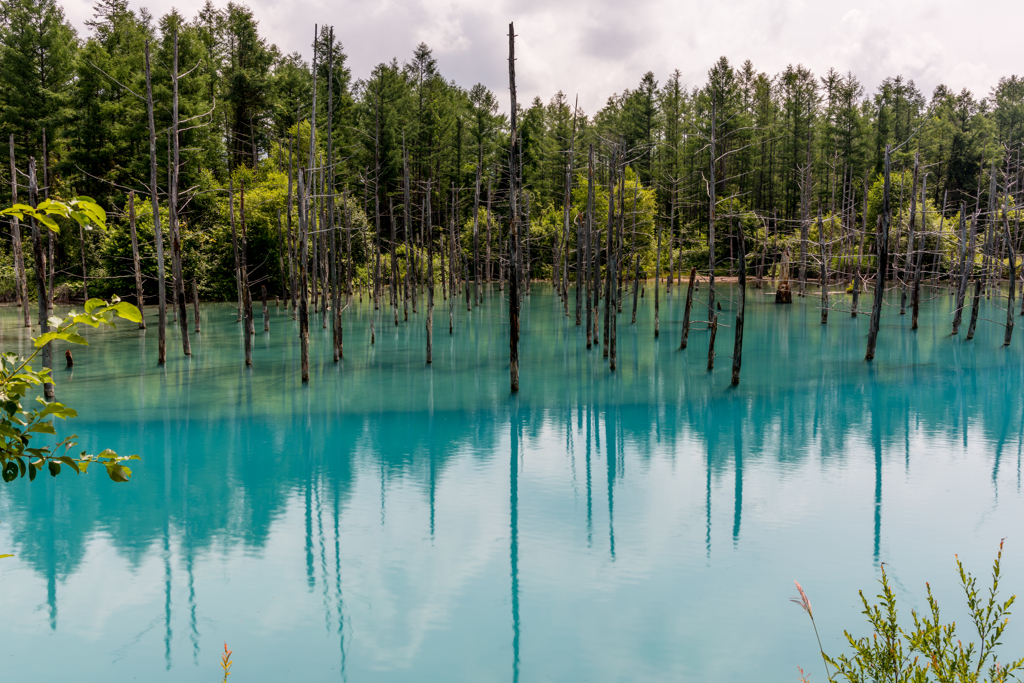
[795,542,1024,682]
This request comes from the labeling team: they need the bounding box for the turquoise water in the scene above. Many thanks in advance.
[1,282,1023,682]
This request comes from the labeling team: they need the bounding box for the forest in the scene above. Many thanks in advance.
[1,0,1022,358]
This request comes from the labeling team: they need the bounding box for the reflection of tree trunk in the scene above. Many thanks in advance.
[510,402,521,683]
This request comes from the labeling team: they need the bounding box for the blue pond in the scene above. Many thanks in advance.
[0,282,1022,682]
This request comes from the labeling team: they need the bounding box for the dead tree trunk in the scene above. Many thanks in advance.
[229,179,243,322]
[912,177,932,330]
[145,41,167,364]
[192,279,200,333]
[128,192,146,329]
[654,209,662,337]
[731,222,746,386]
[170,30,191,355]
[707,313,718,371]
[631,253,639,325]
[508,22,520,393]
[426,180,434,363]
[561,100,578,315]
[262,284,269,332]
[9,136,29,328]
[681,267,696,349]
[966,279,982,340]
[42,129,53,316]
[953,207,973,335]
[708,99,718,318]
[240,183,253,366]
[818,209,828,324]
[865,145,892,361]
[28,159,52,400]
[1003,196,1016,346]
[299,168,310,382]
[603,148,616,358]
[473,157,481,306]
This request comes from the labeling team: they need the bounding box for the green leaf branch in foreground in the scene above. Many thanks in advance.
[795,541,1024,683]
[0,197,107,234]
[0,296,142,485]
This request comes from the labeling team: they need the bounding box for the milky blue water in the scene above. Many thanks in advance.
[1,281,1022,682]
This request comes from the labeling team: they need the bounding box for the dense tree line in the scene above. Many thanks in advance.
[0,0,1021,303]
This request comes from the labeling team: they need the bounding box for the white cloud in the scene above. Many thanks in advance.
[72,0,1022,113]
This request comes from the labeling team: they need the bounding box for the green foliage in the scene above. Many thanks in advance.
[0,296,141,493]
[803,543,1024,683]
[1,196,106,234]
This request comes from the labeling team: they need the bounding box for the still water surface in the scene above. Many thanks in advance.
[0,283,1022,682]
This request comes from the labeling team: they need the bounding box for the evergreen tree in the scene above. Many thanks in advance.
[0,0,78,159]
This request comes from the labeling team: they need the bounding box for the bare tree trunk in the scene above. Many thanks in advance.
[966,279,982,340]
[28,159,52,400]
[145,42,167,364]
[866,145,892,361]
[299,168,310,382]
[426,180,434,363]
[631,253,639,324]
[1003,194,1016,345]
[9,136,29,328]
[192,279,200,333]
[681,267,696,349]
[707,313,718,371]
[732,221,746,386]
[345,189,353,296]
[262,284,269,333]
[603,149,616,358]
[708,99,718,318]
[561,100,578,316]
[170,30,191,356]
[508,22,520,392]
[953,208,973,335]
[129,191,146,329]
[240,183,253,366]
[449,188,455,334]
[654,209,662,338]
[287,131,297,312]
[43,129,53,316]
[486,178,493,284]
[819,210,828,324]
[473,157,481,306]
[903,154,920,317]
[912,176,930,330]
[229,179,242,322]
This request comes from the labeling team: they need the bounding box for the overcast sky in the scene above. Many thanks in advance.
[62,0,1021,114]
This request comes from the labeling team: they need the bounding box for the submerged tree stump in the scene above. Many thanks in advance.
[775,248,793,304]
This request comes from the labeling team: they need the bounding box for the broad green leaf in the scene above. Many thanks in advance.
[109,302,142,323]
[106,464,130,482]
[27,422,56,435]
[36,214,59,231]
[84,299,104,314]
[56,456,81,474]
